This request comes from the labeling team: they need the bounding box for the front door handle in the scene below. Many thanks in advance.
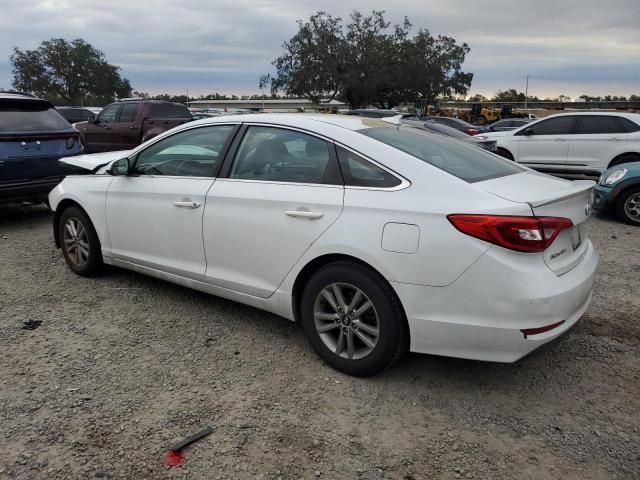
[174,201,201,209]
[608,137,622,141]
[554,138,566,142]
[285,210,324,220]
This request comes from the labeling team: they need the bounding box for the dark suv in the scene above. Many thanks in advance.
[0,93,84,204]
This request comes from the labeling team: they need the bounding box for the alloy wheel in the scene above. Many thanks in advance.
[63,217,90,268]
[624,193,640,222]
[313,283,380,360]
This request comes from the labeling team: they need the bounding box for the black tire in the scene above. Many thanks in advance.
[300,261,408,376]
[609,154,640,168]
[616,186,640,227]
[58,206,104,276]
[497,147,514,161]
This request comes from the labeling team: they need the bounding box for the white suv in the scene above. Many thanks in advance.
[477,112,640,174]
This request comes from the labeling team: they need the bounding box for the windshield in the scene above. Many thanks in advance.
[424,122,470,140]
[361,126,523,183]
[0,103,71,132]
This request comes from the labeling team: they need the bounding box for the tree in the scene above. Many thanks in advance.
[265,10,472,108]
[269,12,346,104]
[10,38,131,105]
[401,30,472,103]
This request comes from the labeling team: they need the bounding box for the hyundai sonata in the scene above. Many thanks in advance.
[49,114,598,376]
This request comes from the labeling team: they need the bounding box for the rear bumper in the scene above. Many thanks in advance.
[393,240,598,362]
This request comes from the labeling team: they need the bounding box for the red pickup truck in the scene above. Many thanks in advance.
[74,100,193,153]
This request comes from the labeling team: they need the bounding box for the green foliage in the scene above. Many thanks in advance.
[10,38,131,105]
[265,10,473,108]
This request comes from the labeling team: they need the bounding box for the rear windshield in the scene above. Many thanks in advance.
[149,103,191,118]
[0,103,71,132]
[361,126,523,183]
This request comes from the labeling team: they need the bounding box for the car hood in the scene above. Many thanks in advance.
[59,150,131,173]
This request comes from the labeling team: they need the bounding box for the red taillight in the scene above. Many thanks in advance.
[465,128,480,135]
[447,214,573,253]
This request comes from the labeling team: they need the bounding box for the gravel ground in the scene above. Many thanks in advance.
[0,204,638,480]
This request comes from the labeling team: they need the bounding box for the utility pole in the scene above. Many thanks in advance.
[524,74,529,111]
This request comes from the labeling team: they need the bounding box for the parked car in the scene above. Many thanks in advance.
[49,114,597,376]
[403,119,498,152]
[420,116,481,136]
[484,118,531,132]
[0,92,84,204]
[594,162,640,226]
[56,107,103,124]
[74,100,193,153]
[476,112,640,175]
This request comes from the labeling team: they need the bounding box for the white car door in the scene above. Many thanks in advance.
[202,125,344,298]
[567,115,630,172]
[513,115,577,170]
[106,124,238,279]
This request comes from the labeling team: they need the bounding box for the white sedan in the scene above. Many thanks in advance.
[50,114,598,376]
[476,112,640,175]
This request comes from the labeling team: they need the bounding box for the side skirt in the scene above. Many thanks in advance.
[104,256,295,321]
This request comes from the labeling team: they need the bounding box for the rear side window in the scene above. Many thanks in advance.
[0,103,70,132]
[149,103,191,118]
[361,126,524,183]
[336,146,402,188]
[618,117,640,133]
[230,126,330,184]
[119,103,137,122]
[522,116,576,135]
[576,116,625,134]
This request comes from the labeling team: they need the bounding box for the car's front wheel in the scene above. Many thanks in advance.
[58,206,103,276]
[300,261,408,376]
[617,186,640,226]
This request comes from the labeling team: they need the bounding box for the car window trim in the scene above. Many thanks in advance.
[128,123,241,178]
[218,123,342,186]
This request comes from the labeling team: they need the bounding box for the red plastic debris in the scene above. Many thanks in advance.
[162,449,185,467]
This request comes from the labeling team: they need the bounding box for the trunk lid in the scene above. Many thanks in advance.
[477,171,595,275]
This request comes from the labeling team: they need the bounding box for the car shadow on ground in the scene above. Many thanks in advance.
[0,203,51,226]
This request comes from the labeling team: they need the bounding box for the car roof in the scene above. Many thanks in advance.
[187,113,394,132]
[540,111,640,121]
[0,92,44,101]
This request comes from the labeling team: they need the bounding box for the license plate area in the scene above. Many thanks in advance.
[570,224,584,251]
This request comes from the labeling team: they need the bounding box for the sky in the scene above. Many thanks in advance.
[1,0,639,99]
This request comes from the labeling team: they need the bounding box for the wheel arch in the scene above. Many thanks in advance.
[53,199,94,249]
[290,253,409,338]
[497,146,514,160]
[608,152,640,169]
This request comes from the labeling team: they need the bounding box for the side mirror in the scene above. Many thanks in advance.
[88,115,98,124]
[523,127,534,136]
[109,158,130,176]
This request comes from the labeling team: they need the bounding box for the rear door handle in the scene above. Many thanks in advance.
[554,138,566,142]
[174,201,201,209]
[285,210,324,220]
[608,137,622,141]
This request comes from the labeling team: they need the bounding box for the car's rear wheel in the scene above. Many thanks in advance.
[617,186,640,226]
[58,206,103,276]
[300,261,408,376]
[497,147,514,161]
